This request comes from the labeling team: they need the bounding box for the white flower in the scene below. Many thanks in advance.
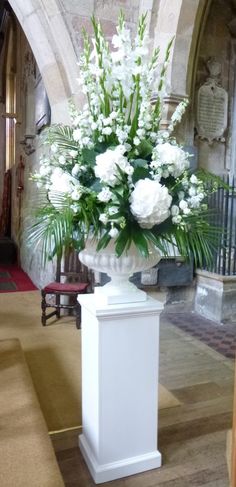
[51,143,58,153]
[179,200,188,210]
[133,136,140,146]
[153,142,189,178]
[102,127,112,135]
[108,206,117,215]
[59,155,66,165]
[39,165,51,177]
[71,187,82,201]
[130,178,172,229]
[188,195,201,208]
[50,168,72,193]
[73,129,82,141]
[183,207,191,215]
[69,150,78,158]
[97,188,112,202]
[190,174,198,184]
[178,191,185,200]
[72,164,81,177]
[95,146,130,186]
[171,205,179,216]
[172,215,182,224]
[109,227,119,238]
[125,166,134,176]
[99,213,108,224]
[188,186,197,197]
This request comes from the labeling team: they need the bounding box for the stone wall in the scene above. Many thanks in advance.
[3,0,236,290]
[194,0,235,175]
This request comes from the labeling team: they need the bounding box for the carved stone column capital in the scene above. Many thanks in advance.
[152,93,188,129]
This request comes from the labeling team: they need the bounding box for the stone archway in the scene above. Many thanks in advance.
[8,0,80,122]
[154,0,212,98]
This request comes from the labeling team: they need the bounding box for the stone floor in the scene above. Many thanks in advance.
[165,304,236,360]
[51,308,234,487]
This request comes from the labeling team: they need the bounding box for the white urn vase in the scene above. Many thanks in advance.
[79,239,161,305]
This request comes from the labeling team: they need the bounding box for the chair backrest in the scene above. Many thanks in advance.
[56,250,94,292]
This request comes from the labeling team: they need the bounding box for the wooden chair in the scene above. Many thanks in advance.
[41,250,93,329]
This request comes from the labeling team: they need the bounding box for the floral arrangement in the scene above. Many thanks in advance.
[30,13,220,265]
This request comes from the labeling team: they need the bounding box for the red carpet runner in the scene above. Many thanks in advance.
[0,265,38,292]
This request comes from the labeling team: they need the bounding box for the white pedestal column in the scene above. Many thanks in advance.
[78,294,163,484]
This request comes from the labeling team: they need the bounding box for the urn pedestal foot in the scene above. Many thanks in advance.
[78,294,163,484]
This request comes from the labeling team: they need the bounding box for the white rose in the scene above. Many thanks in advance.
[153,142,189,178]
[130,178,172,229]
[95,146,130,186]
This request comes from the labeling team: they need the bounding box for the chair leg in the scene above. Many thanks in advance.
[56,294,61,319]
[41,290,47,326]
[75,301,81,329]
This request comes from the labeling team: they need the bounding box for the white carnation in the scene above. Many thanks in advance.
[130,178,172,229]
[95,146,130,186]
[153,142,189,178]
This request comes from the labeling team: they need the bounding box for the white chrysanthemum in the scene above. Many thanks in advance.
[130,178,172,229]
[153,142,189,178]
[94,146,130,186]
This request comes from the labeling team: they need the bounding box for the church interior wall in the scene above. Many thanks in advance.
[194,0,234,175]
[1,0,235,289]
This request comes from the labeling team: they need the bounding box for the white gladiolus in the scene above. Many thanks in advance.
[130,178,172,229]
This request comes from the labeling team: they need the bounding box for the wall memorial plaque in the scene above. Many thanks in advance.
[196,59,228,143]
